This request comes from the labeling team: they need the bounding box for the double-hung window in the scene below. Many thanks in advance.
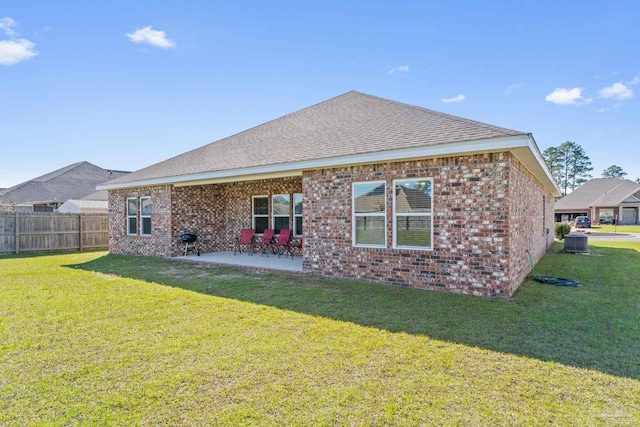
[140,197,151,236]
[272,194,290,233]
[293,193,303,237]
[393,178,433,249]
[253,196,269,234]
[126,198,138,236]
[353,181,386,247]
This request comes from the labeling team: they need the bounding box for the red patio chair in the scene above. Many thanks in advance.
[233,228,255,255]
[254,228,275,257]
[274,229,293,258]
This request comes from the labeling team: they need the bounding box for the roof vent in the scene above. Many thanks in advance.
[564,233,589,254]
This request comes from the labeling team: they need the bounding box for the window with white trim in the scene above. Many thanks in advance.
[140,196,151,236]
[353,181,386,247]
[252,196,269,234]
[393,178,433,249]
[293,193,303,237]
[272,194,290,233]
[126,198,137,236]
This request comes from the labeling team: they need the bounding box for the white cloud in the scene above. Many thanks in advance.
[505,84,521,95]
[0,17,16,36]
[626,75,640,85]
[441,94,465,103]
[0,39,37,65]
[599,82,633,100]
[388,65,409,75]
[545,88,592,106]
[597,108,606,113]
[126,26,175,49]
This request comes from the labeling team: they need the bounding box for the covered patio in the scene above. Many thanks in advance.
[175,251,303,273]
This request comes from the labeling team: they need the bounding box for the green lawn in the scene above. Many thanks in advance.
[591,224,640,233]
[1,243,639,425]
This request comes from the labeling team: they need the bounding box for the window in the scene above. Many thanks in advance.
[599,208,614,224]
[393,178,433,250]
[353,181,386,247]
[253,196,269,234]
[140,197,151,236]
[126,198,137,236]
[293,193,303,237]
[272,194,291,233]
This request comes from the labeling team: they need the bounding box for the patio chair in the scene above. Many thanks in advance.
[254,228,275,257]
[233,228,255,255]
[274,229,293,258]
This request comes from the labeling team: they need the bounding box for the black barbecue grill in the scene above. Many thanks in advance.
[180,233,200,256]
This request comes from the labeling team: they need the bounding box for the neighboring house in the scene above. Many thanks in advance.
[98,91,560,297]
[58,190,111,214]
[0,162,129,212]
[555,178,640,225]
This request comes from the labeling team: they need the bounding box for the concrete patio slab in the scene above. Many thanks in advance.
[175,251,303,273]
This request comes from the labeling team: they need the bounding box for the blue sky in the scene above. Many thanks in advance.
[1,1,639,188]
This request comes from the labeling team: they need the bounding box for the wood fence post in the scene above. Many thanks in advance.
[15,211,20,254]
[79,214,84,251]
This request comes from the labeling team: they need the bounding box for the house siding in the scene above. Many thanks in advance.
[302,152,553,297]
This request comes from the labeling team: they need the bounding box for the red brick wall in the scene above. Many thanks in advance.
[108,185,173,257]
[108,153,554,297]
[507,156,555,295]
[302,152,554,297]
[171,177,302,255]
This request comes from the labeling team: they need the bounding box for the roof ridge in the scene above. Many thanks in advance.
[590,180,626,205]
[108,92,367,181]
[350,91,524,136]
[32,161,91,183]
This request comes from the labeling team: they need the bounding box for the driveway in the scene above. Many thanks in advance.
[571,228,640,242]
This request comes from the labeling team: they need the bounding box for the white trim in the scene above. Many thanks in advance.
[392,178,434,251]
[97,134,559,196]
[352,181,387,248]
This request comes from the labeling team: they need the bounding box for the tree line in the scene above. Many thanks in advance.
[542,141,639,196]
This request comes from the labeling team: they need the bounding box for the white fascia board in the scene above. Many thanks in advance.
[97,134,552,191]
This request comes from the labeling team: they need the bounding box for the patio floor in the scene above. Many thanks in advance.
[175,251,303,273]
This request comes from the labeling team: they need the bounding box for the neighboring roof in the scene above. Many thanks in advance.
[80,190,110,201]
[61,200,109,209]
[98,91,559,195]
[555,178,640,210]
[58,199,109,214]
[0,162,129,206]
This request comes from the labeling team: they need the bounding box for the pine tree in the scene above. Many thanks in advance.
[601,165,627,179]
[543,141,593,195]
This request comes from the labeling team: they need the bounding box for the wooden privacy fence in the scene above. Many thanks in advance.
[0,212,109,254]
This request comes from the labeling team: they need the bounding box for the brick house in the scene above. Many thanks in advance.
[98,91,560,297]
[554,178,640,225]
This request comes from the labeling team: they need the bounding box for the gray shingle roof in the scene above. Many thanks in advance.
[0,162,129,206]
[105,91,526,186]
[555,178,640,210]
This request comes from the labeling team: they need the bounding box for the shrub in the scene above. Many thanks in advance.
[555,222,571,240]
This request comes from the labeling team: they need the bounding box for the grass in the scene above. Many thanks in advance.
[1,243,639,425]
[591,224,640,233]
